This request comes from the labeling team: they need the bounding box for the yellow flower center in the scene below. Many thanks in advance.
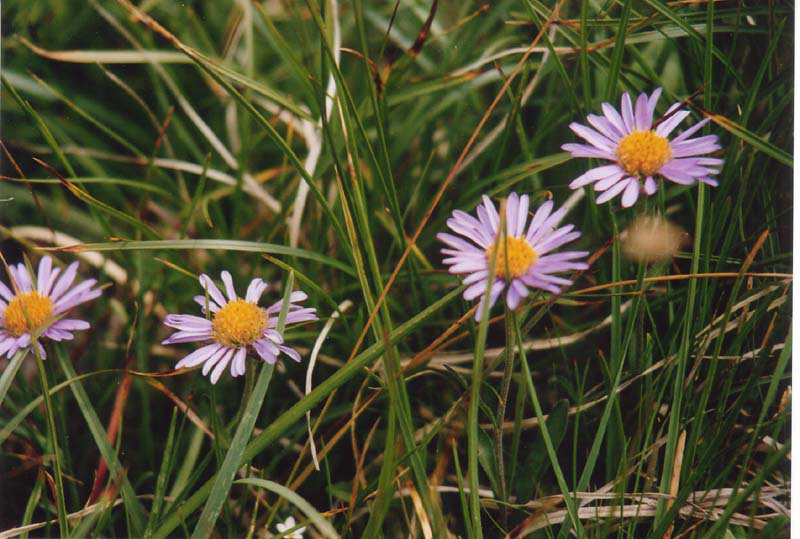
[3,291,54,337]
[616,130,672,176]
[486,236,538,279]
[211,299,267,348]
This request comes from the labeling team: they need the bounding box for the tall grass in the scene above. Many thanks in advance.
[0,1,791,537]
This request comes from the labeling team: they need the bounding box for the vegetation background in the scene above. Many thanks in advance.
[0,0,792,537]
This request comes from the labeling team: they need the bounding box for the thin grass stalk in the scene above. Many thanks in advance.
[466,201,507,538]
[512,311,583,537]
[32,343,68,537]
[493,307,516,527]
[657,183,705,523]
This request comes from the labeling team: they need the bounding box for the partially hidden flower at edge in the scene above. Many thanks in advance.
[162,271,318,384]
[275,515,306,538]
[437,192,589,320]
[562,87,723,207]
[0,255,102,359]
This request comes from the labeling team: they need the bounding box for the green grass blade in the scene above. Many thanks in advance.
[63,239,354,276]
[0,349,26,407]
[55,349,148,536]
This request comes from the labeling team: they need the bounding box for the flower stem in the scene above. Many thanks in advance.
[33,342,68,537]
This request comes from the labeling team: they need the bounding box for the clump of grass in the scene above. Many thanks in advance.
[0,1,791,538]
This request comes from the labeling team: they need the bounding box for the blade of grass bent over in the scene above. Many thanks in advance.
[235,478,338,539]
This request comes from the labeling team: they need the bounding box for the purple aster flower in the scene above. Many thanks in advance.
[437,192,589,320]
[162,271,318,384]
[0,256,102,359]
[562,88,723,207]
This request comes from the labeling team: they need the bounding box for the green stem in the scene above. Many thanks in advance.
[658,183,705,521]
[493,307,516,528]
[33,344,68,537]
[513,312,584,537]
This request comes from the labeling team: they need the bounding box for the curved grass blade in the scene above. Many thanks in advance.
[708,113,792,168]
[234,478,338,539]
[61,239,354,277]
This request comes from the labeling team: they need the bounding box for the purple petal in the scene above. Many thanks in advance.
[449,259,488,274]
[645,88,663,125]
[569,164,626,189]
[593,172,627,192]
[198,274,227,307]
[209,348,235,383]
[175,343,221,369]
[53,280,101,313]
[655,109,691,138]
[528,206,568,246]
[41,266,61,297]
[161,330,213,344]
[505,279,528,309]
[283,308,318,325]
[245,278,268,303]
[231,347,247,377]
[37,257,52,293]
[505,192,520,237]
[481,195,500,231]
[220,271,238,301]
[595,178,631,204]
[524,200,554,243]
[50,318,89,331]
[621,180,641,207]
[515,194,530,238]
[561,143,616,160]
[462,270,489,286]
[437,232,484,254]
[569,123,617,152]
[644,176,658,195]
[254,338,280,363]
[601,102,628,135]
[463,278,498,301]
[193,295,221,313]
[10,264,33,293]
[586,114,623,141]
[0,281,14,302]
[473,281,504,321]
[634,92,650,131]
[670,118,710,143]
[0,335,19,358]
[620,92,635,132]
[279,345,302,363]
[535,228,582,255]
[164,314,212,331]
[50,262,78,301]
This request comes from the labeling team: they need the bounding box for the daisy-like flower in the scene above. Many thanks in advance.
[562,88,723,207]
[437,192,589,319]
[0,256,102,359]
[162,271,317,384]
